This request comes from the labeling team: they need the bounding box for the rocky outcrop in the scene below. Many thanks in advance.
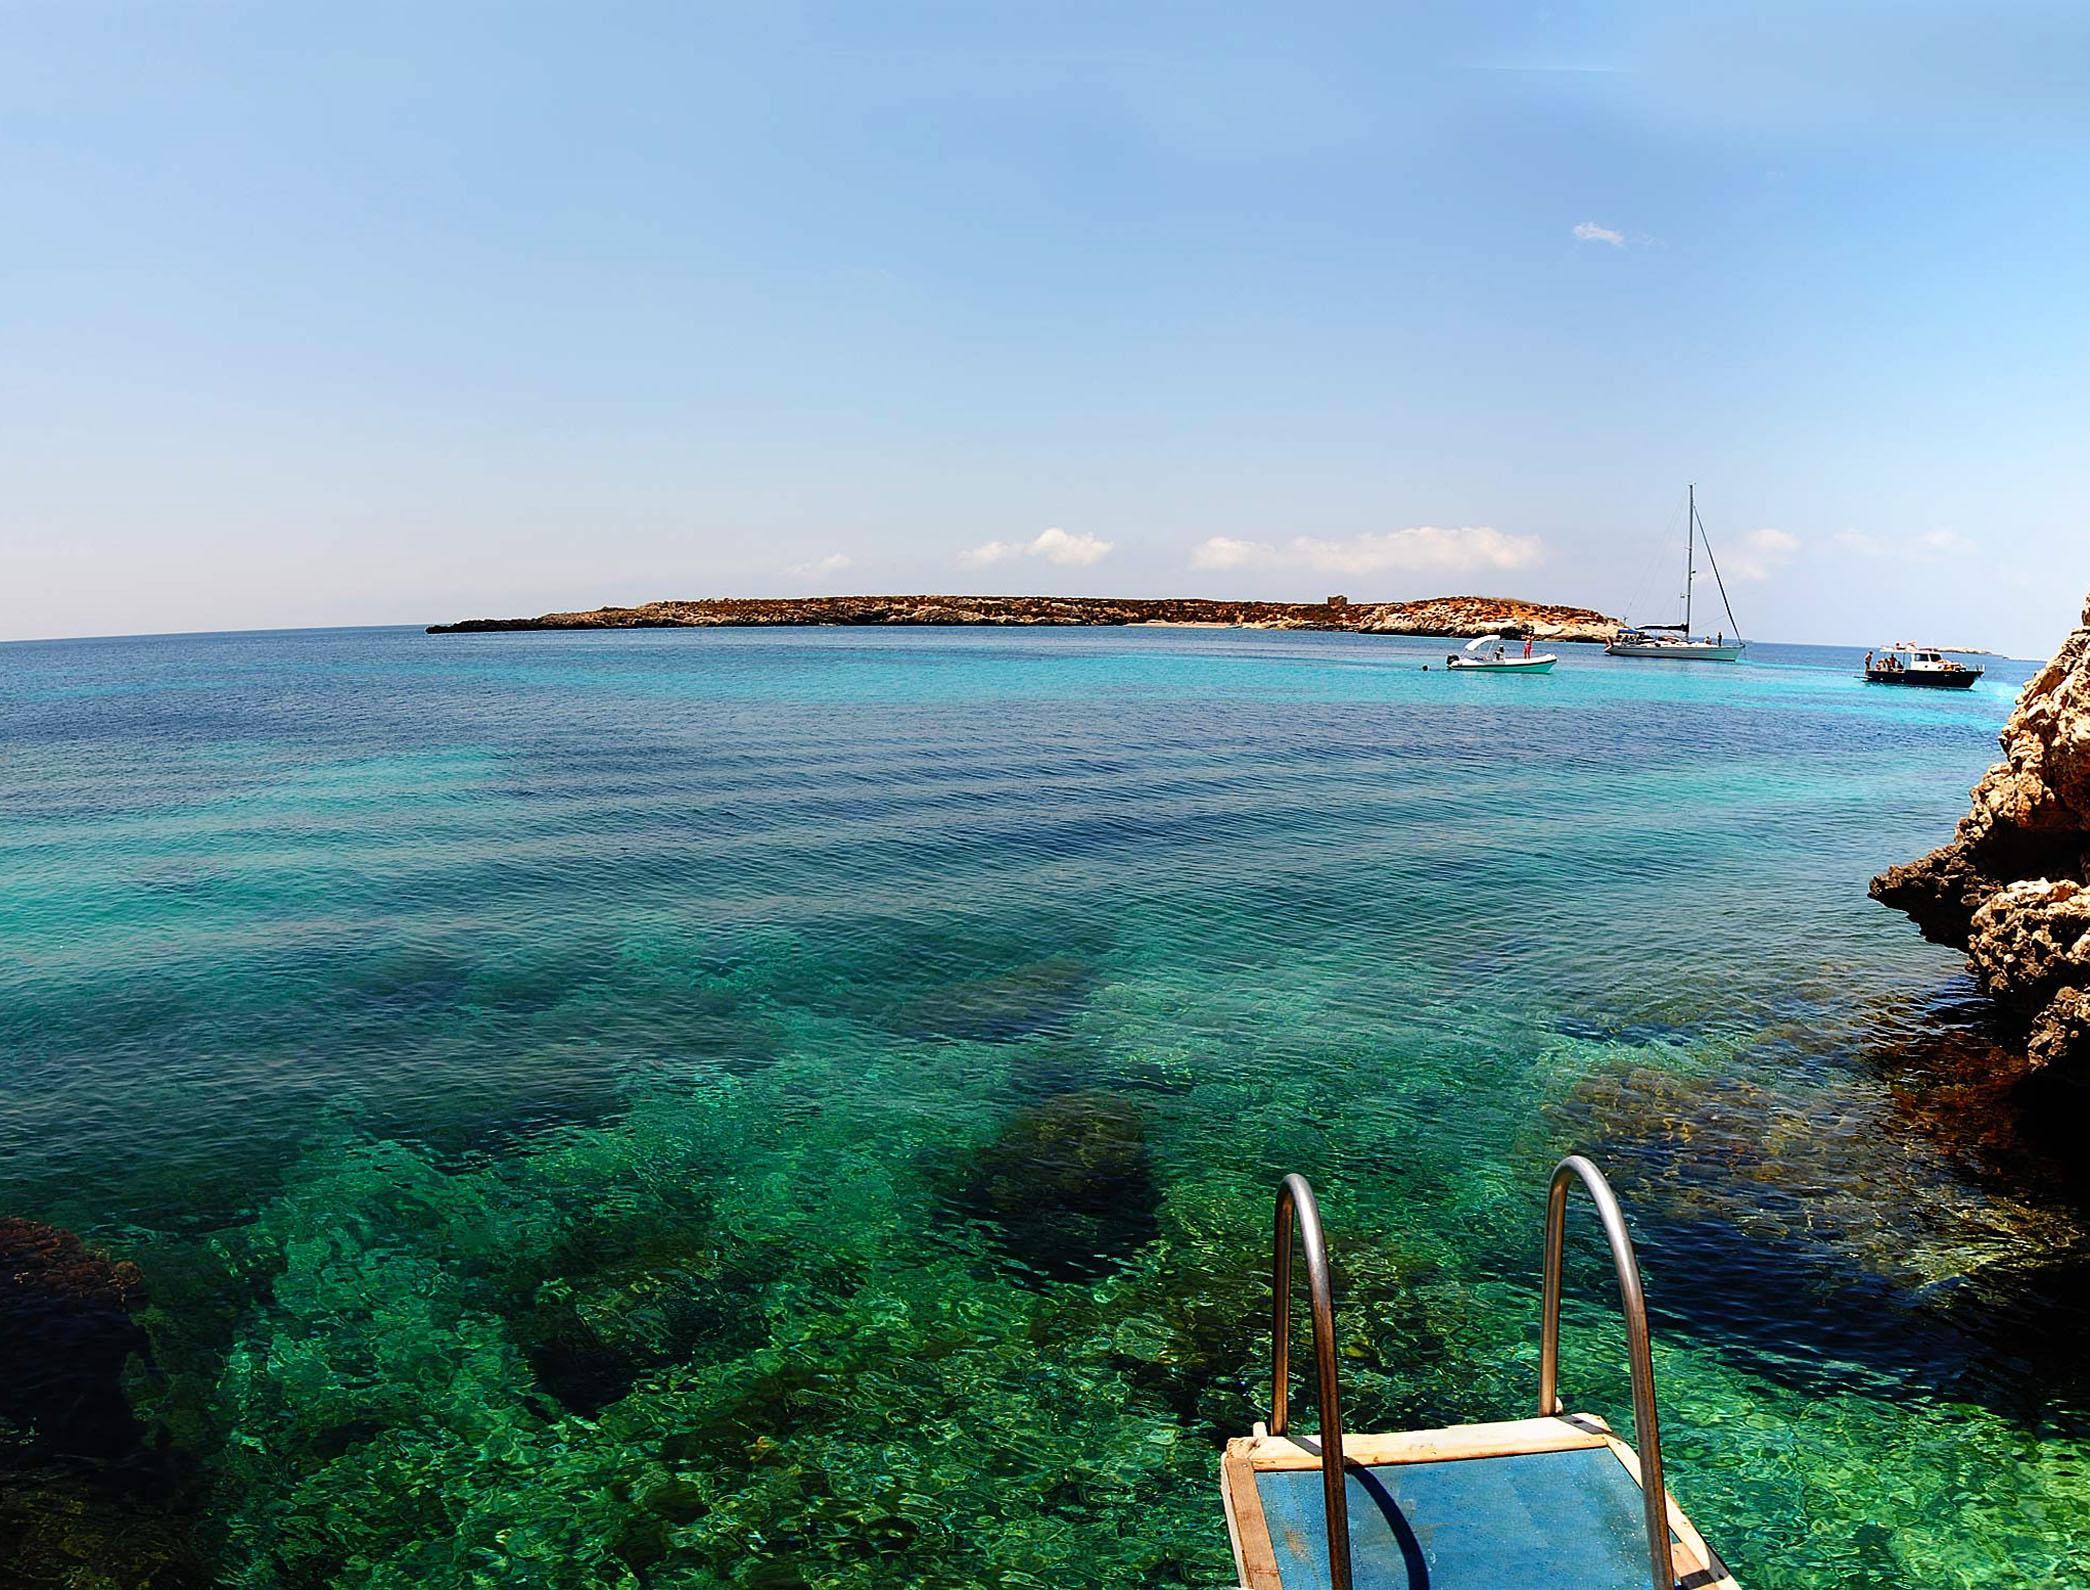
[429,593,1621,641]
[1873,595,2090,1071]
[1349,595,1616,640]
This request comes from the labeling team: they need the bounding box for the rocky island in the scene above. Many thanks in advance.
[429,593,1621,640]
[1874,591,2090,1072]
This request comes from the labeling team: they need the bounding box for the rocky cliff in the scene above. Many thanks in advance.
[429,593,1621,641]
[1873,594,2090,1071]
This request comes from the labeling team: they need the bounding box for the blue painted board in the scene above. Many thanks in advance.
[1255,1445,1677,1590]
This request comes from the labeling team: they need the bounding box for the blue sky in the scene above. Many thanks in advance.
[5,2,2087,654]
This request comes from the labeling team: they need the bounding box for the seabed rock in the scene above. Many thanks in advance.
[0,1468,206,1590]
[1873,592,2090,1074]
[1548,1054,2090,1421]
[0,1219,151,1463]
[513,1257,733,1416]
[956,1091,1161,1281]
[0,1220,205,1588]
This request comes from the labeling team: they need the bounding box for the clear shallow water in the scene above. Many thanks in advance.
[2,624,2084,1587]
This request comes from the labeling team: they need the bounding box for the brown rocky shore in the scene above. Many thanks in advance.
[1873,591,2090,1073]
[428,593,1621,640]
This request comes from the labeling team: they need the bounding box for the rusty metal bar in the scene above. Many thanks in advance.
[1539,1154,1676,1590]
[1271,1172,1352,1590]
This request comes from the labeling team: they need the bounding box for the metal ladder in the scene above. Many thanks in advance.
[1269,1155,1679,1590]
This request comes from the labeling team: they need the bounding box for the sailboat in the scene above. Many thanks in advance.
[1605,485,1746,661]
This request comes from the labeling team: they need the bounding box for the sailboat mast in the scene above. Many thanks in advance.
[1684,483,1696,636]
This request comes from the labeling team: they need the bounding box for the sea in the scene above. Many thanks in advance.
[2,622,2084,1588]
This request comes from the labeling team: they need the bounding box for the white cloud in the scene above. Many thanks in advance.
[1190,526,1543,578]
[784,552,852,578]
[1724,527,1800,581]
[960,527,1113,569]
[1190,536,1266,571]
[1573,221,1626,246]
[1030,526,1113,566]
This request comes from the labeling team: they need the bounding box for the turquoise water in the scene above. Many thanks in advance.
[3,624,2085,1587]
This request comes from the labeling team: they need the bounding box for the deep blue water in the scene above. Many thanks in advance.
[2,624,2083,1587]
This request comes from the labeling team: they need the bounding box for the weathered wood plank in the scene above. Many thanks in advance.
[1221,1438,1285,1590]
[1238,1414,1614,1472]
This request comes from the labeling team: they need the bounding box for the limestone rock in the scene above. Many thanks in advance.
[1873,594,2090,1071]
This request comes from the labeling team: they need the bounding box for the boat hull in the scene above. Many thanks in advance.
[1605,642,1744,661]
[1448,657,1556,673]
[1865,668,1981,689]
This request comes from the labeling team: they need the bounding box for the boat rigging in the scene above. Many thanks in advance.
[1606,485,1746,662]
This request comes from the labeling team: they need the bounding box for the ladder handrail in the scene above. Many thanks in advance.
[1538,1154,1677,1590]
[1271,1173,1353,1590]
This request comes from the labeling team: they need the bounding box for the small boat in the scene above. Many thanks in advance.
[1221,1158,1737,1590]
[1606,485,1746,662]
[1865,643,1984,689]
[1446,635,1557,673]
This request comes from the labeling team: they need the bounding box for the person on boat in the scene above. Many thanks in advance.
[1495,644,1506,661]
[1446,653,1457,667]
[1865,650,1873,673]
[1522,636,1534,659]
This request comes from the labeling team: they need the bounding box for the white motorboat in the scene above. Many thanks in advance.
[1606,485,1746,661]
[1447,635,1558,673]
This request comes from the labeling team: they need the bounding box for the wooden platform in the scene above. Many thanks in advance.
[1220,1415,1738,1590]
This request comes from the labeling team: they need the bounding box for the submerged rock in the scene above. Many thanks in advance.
[1548,1055,2090,1422]
[0,1469,206,1589]
[1873,593,2090,1072]
[513,1259,733,1416]
[0,1219,150,1462]
[957,1092,1161,1281]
